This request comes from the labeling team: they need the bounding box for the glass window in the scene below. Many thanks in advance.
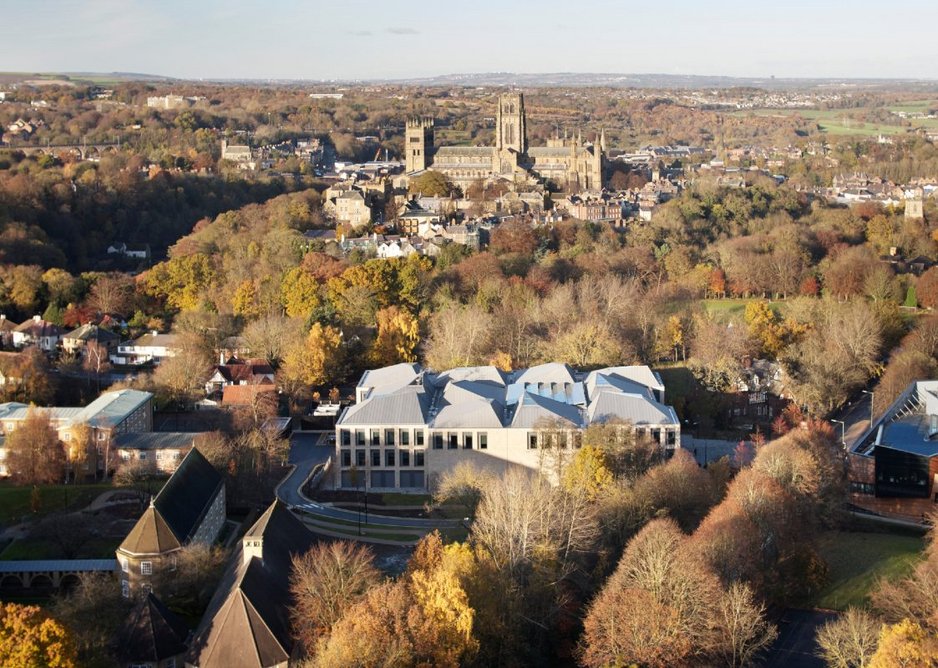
[652,429,661,443]
[386,450,395,467]
[341,451,351,466]
[401,450,410,467]
[415,451,425,467]
[479,432,487,450]
[371,450,381,467]
[356,450,366,467]
[385,429,395,446]
[448,433,458,449]
[416,431,425,447]
[140,561,152,575]
[356,430,366,446]
[463,433,473,449]
[432,433,443,449]
[340,430,351,446]
[666,430,676,446]
[401,431,410,446]
[528,433,538,449]
[371,430,380,446]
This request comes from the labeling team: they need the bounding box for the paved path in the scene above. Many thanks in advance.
[682,437,740,466]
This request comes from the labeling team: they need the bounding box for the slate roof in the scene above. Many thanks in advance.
[152,447,223,545]
[129,332,179,348]
[187,502,317,668]
[113,432,201,451]
[13,317,61,337]
[62,323,120,344]
[118,503,182,556]
[116,592,190,664]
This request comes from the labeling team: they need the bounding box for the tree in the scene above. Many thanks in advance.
[153,543,227,614]
[64,422,95,481]
[408,170,457,197]
[281,322,345,390]
[370,306,419,366]
[715,582,778,667]
[231,279,263,318]
[81,340,111,391]
[0,603,77,668]
[918,267,938,310]
[562,445,613,501]
[290,541,380,653]
[33,514,93,559]
[490,220,538,256]
[4,407,66,484]
[280,266,322,318]
[816,607,881,668]
[86,272,134,315]
[868,619,938,668]
[52,573,131,665]
[433,462,492,520]
[143,253,216,311]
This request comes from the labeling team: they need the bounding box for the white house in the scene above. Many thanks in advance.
[12,315,62,352]
[111,331,179,366]
[335,362,679,492]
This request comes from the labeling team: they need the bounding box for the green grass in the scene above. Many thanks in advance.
[701,298,784,323]
[381,493,431,506]
[0,536,122,561]
[814,531,924,610]
[0,483,113,525]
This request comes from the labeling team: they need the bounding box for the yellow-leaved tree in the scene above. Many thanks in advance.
[562,445,614,501]
[0,603,77,668]
[869,619,938,668]
[280,266,322,318]
[281,322,345,391]
[370,306,419,366]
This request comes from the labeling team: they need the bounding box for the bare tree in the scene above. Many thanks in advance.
[289,541,380,653]
[715,582,778,667]
[86,272,135,315]
[816,607,881,668]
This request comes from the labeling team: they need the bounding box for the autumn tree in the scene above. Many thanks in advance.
[280,265,322,318]
[86,272,135,315]
[408,170,457,197]
[490,219,538,256]
[918,267,938,310]
[4,407,66,484]
[715,581,778,667]
[290,541,380,653]
[868,619,938,668]
[52,573,131,666]
[0,603,77,668]
[280,322,345,393]
[143,253,216,311]
[816,607,881,668]
[369,306,419,366]
[562,445,614,501]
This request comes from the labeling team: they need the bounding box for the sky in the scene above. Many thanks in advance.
[5,0,938,81]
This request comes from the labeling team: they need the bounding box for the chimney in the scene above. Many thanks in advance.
[242,535,263,565]
[33,315,41,322]
[150,330,158,337]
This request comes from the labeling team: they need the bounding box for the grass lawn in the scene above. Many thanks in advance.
[701,298,785,323]
[0,483,113,525]
[381,493,432,506]
[814,531,924,611]
[0,535,122,561]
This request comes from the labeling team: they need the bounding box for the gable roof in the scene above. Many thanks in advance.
[116,592,190,663]
[511,391,583,429]
[188,502,316,668]
[222,383,277,407]
[62,323,120,343]
[341,384,430,425]
[152,447,223,545]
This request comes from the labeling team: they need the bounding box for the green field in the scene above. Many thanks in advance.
[732,107,938,137]
[701,298,784,323]
[814,531,924,610]
[0,483,113,525]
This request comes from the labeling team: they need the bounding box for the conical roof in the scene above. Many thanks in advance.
[118,502,181,556]
[116,592,189,663]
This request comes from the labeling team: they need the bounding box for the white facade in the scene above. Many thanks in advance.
[335,363,680,492]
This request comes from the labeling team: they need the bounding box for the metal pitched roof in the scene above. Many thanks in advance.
[341,385,430,425]
[511,391,583,429]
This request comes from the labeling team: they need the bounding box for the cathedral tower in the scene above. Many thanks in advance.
[495,92,527,155]
[405,117,434,173]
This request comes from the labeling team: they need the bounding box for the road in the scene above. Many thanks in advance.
[830,393,876,451]
[277,432,461,529]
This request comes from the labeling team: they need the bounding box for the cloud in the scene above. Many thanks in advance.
[349,30,372,36]
[387,27,419,35]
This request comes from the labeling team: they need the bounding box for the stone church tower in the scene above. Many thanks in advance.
[494,93,527,175]
[405,117,434,173]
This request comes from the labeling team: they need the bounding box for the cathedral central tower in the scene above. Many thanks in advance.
[495,92,527,155]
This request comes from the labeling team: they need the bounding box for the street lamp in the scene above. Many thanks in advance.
[831,419,846,447]
[861,390,875,431]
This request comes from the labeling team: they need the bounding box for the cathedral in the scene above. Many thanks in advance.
[405,92,604,192]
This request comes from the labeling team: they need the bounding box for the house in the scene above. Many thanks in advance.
[112,331,180,366]
[61,323,121,355]
[0,315,18,348]
[398,200,444,235]
[335,363,679,492]
[115,592,190,668]
[205,359,275,397]
[107,242,151,261]
[0,389,154,477]
[12,315,62,352]
[186,501,316,668]
[116,447,225,597]
[114,432,203,475]
[221,382,277,410]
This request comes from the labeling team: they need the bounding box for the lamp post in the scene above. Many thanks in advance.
[861,390,875,431]
[831,419,846,448]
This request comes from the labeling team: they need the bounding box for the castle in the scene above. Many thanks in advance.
[405,92,604,192]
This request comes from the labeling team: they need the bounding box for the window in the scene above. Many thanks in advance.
[155,451,163,460]
[340,430,351,446]
[448,433,458,450]
[98,432,106,441]
[432,433,443,449]
[528,434,538,449]
[415,451,425,467]
[666,430,676,446]
[121,580,129,598]
[401,431,410,446]
[386,450,395,467]
[62,432,70,441]
[139,452,147,460]
[341,451,351,467]
[140,561,152,576]
[479,432,487,450]
[651,429,661,443]
[119,557,129,573]
[371,450,381,467]
[401,450,410,467]
[416,431,425,447]
[385,430,395,446]
[463,433,473,449]
[356,430,366,446]
[356,450,366,467]
[371,430,380,446]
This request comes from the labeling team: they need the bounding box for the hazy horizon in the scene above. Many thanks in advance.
[7,0,938,81]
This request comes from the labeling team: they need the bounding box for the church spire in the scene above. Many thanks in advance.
[600,128,606,152]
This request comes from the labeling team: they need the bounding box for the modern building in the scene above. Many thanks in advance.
[335,362,680,492]
[849,380,938,521]
[186,501,316,668]
[114,432,203,475]
[116,447,225,597]
[0,389,153,477]
[405,92,604,191]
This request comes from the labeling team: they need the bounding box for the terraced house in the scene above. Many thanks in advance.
[335,362,680,492]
